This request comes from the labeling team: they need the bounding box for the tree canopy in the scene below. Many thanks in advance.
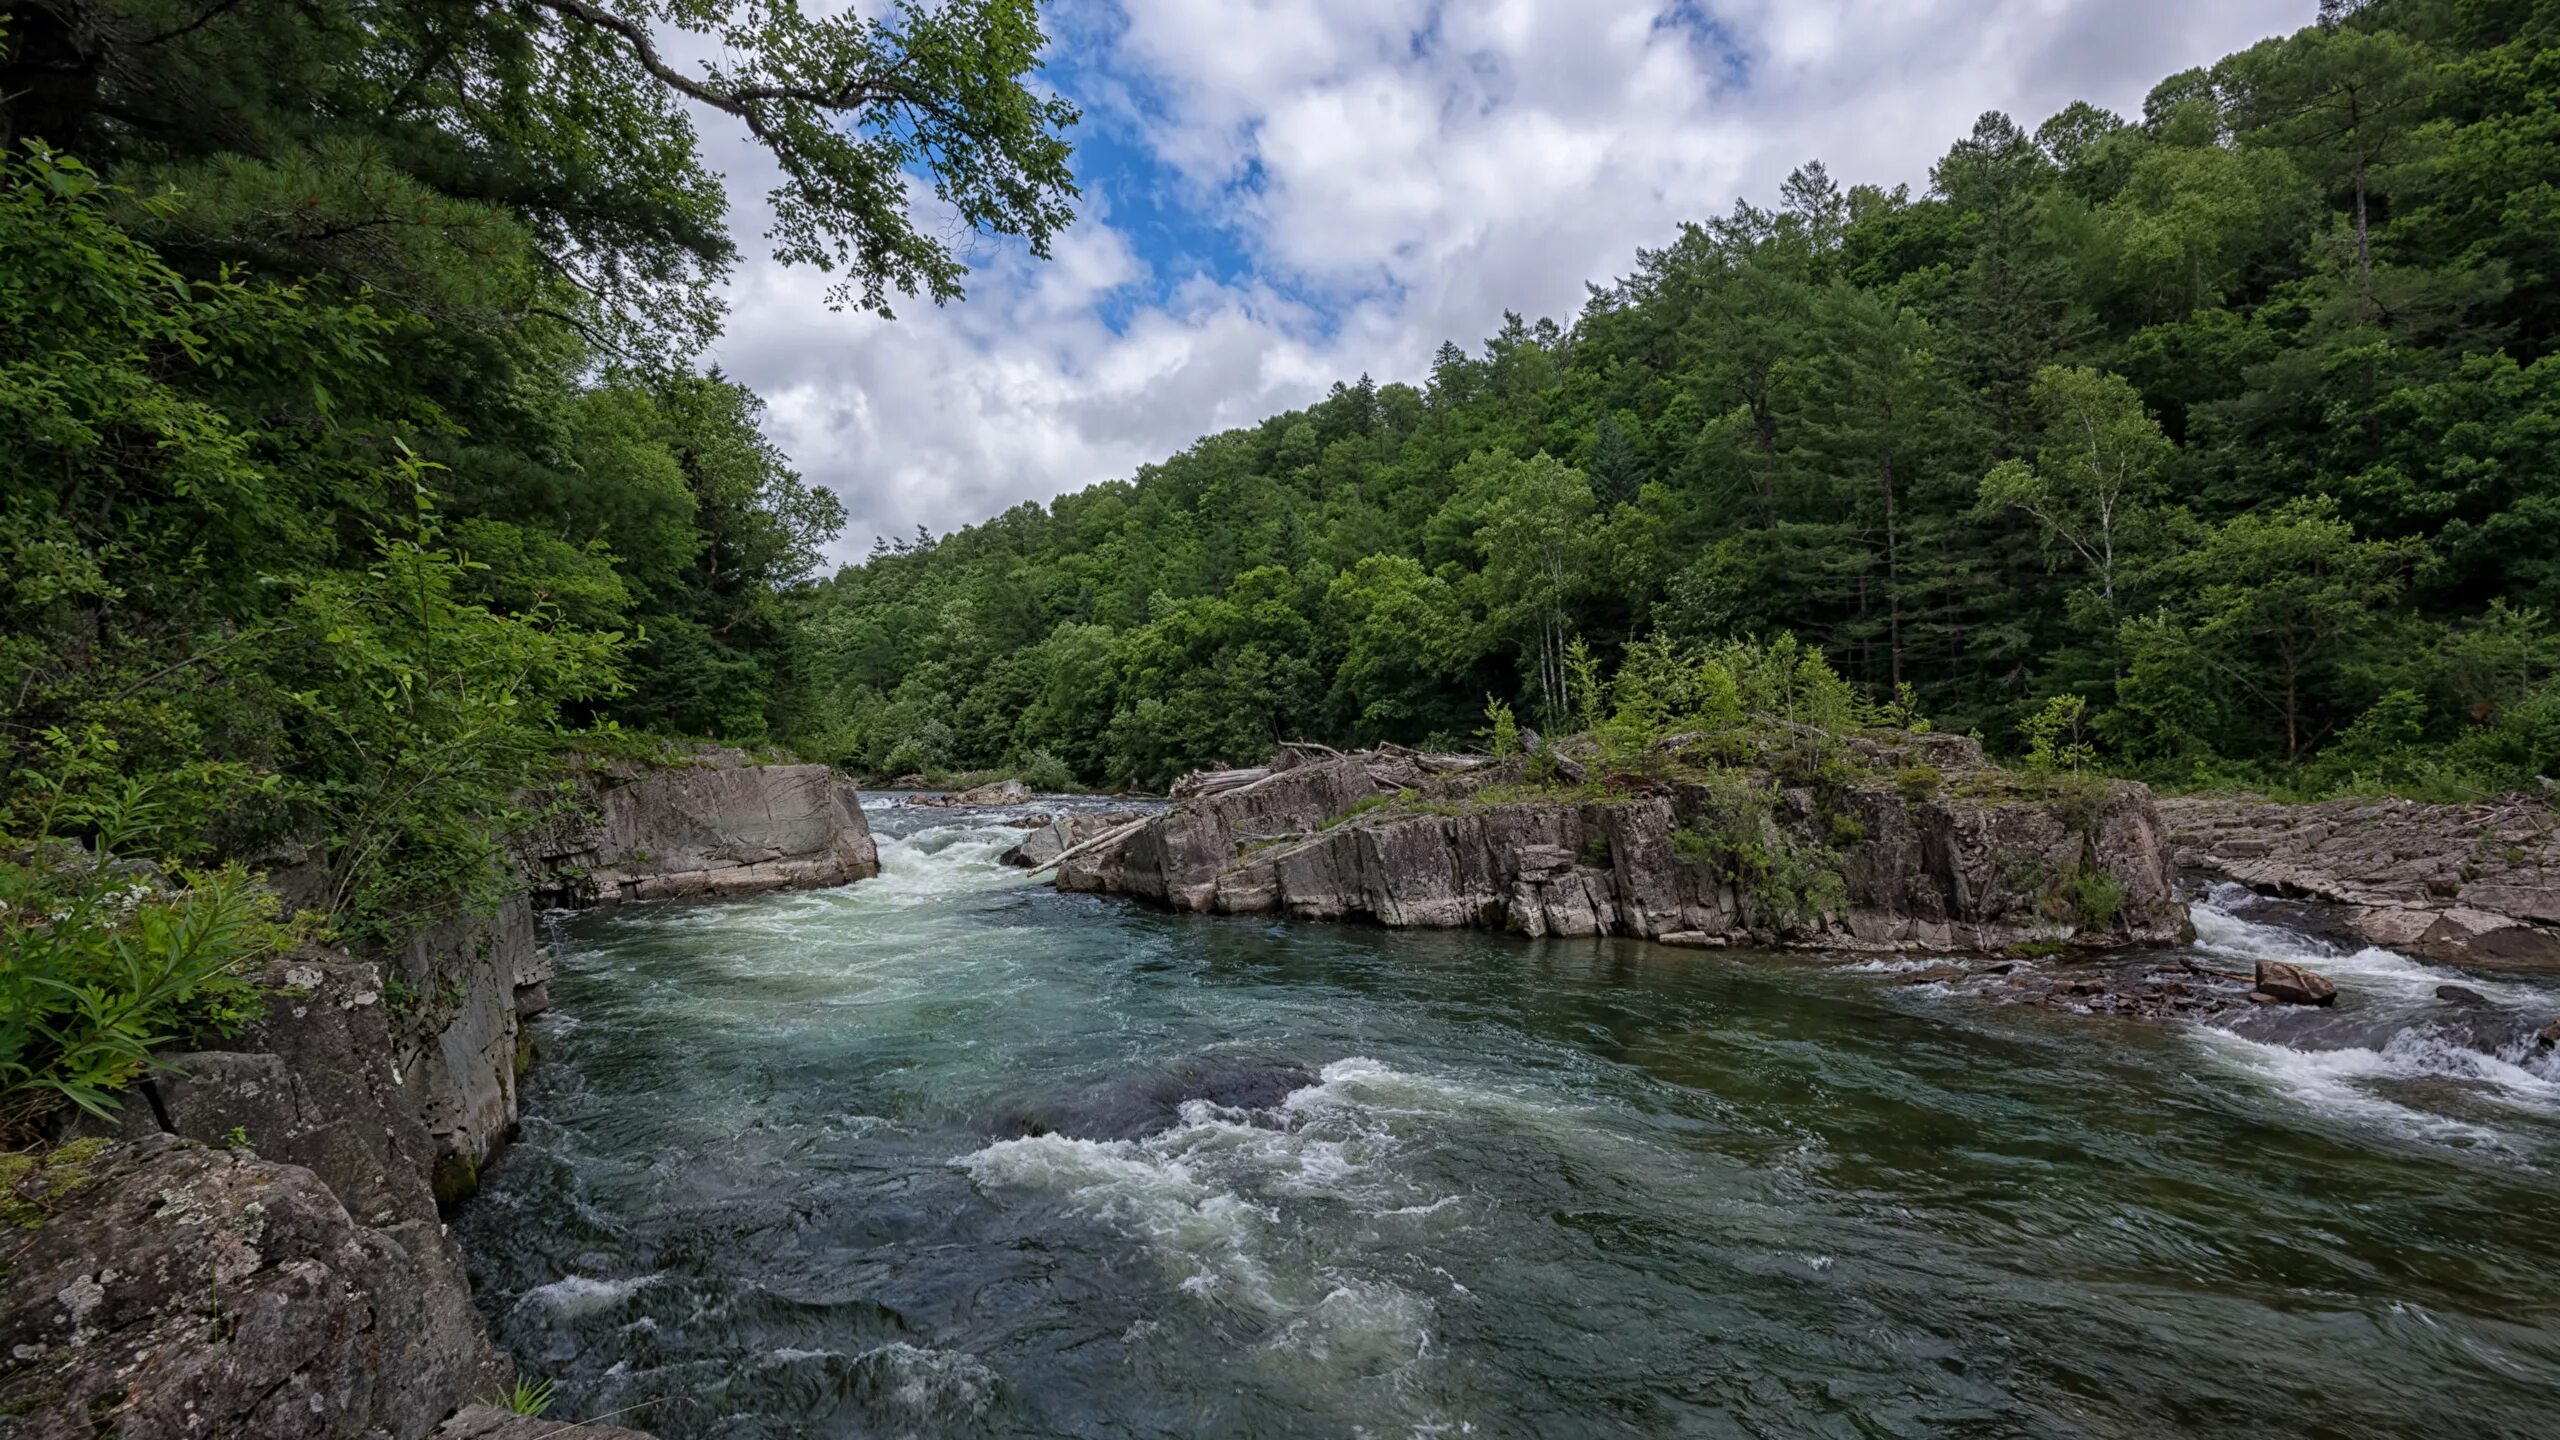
[792,0,2560,799]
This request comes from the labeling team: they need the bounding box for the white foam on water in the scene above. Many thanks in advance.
[954,1056,1481,1368]
[2192,1027,2518,1149]
[1271,1277,1435,1369]
[518,1272,662,1317]
[2191,892,2556,1008]
[2185,893,2560,1151]
[855,1341,999,1421]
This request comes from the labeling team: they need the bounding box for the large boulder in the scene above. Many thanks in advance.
[527,754,881,904]
[2253,958,2340,1006]
[0,1135,505,1440]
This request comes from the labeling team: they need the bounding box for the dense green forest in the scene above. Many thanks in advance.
[798,0,2560,798]
[0,0,1075,1128]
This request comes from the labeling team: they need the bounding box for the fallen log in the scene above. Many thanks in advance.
[1172,766,1269,798]
[1027,816,1155,876]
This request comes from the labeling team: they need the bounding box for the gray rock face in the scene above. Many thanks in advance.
[392,897,539,1202]
[530,756,881,904]
[1058,750,2184,951]
[0,1135,505,1440]
[2160,794,2560,969]
[151,955,441,1230]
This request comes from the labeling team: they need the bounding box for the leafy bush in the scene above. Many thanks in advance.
[1482,696,1522,758]
[275,461,625,937]
[0,765,288,1134]
[2071,869,2127,928]
[1009,747,1080,792]
[2021,694,2097,775]
[1671,769,1848,932]
[1893,764,1944,798]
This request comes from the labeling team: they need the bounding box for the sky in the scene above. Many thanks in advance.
[693,0,2317,566]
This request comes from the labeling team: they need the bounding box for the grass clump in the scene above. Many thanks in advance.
[0,1137,111,1229]
[486,1378,555,1418]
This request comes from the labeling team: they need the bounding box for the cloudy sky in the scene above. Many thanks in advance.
[696,0,2314,565]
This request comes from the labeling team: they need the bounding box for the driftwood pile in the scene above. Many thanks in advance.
[1169,741,1490,801]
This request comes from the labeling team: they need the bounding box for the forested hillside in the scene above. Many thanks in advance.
[800,0,2560,797]
[0,0,1074,1128]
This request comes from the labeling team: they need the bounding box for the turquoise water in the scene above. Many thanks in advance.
[458,801,2560,1438]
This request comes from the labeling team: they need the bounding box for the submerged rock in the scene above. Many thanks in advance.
[993,1060,1319,1141]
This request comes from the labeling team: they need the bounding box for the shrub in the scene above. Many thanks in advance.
[2020,694,2097,775]
[1010,747,1079,792]
[0,768,287,1134]
[487,1379,555,1418]
[1483,696,1522,759]
[2071,869,2127,928]
[1893,764,1944,798]
[1322,793,1397,829]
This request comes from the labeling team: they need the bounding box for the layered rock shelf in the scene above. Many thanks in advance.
[2,749,881,1440]
[1055,735,2187,953]
[2159,793,2560,970]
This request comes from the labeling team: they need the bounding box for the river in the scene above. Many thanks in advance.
[456,797,2560,1439]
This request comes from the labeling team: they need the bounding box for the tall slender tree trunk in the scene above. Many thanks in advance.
[2354,158,2374,321]
[1882,445,1903,691]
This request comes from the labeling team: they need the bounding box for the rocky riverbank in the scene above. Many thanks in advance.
[2158,793,2560,970]
[0,750,879,1440]
[1052,735,2186,953]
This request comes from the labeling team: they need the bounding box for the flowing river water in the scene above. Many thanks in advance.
[457,798,2560,1439]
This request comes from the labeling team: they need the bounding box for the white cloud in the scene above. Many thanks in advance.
[689,0,2315,563]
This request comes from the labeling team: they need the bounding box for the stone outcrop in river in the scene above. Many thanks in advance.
[1056,735,2185,952]
[526,748,881,904]
[2159,793,2560,970]
[2,750,881,1439]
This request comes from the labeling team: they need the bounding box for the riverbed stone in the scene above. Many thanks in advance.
[433,1406,657,1440]
[2253,957,2340,1006]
